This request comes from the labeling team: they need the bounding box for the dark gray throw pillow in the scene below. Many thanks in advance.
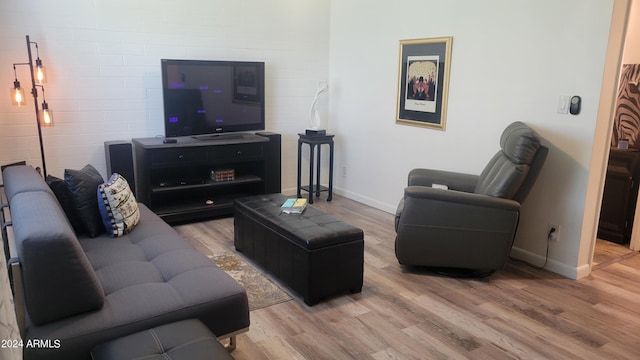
[45,175,85,234]
[64,164,105,238]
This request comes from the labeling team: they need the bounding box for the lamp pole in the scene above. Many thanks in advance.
[25,35,47,177]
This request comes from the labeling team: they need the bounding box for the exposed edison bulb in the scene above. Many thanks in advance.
[11,81,25,106]
[14,89,24,104]
[36,68,45,84]
[35,59,46,84]
[41,102,53,127]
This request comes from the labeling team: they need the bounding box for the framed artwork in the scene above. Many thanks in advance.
[396,37,452,130]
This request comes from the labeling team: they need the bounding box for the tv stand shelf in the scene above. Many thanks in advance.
[133,132,281,223]
[151,175,262,193]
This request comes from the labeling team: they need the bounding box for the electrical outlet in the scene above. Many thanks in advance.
[342,166,347,178]
[547,224,560,242]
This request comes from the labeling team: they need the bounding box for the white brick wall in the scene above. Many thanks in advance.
[0,0,330,188]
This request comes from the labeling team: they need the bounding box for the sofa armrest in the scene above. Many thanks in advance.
[11,191,105,325]
[408,168,478,192]
[8,259,25,338]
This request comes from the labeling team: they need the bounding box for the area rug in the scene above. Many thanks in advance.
[209,252,292,311]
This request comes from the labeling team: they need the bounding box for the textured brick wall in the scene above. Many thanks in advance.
[0,0,330,191]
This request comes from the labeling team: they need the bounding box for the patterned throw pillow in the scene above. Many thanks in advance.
[97,173,140,237]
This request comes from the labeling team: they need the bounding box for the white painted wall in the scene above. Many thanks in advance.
[328,0,617,278]
[0,0,330,187]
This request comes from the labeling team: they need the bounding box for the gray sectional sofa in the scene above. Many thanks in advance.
[1,165,250,360]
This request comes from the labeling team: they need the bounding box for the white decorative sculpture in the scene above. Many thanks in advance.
[309,81,328,130]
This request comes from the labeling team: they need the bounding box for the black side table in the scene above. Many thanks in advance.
[297,133,334,203]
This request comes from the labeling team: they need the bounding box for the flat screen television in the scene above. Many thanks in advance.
[161,59,265,139]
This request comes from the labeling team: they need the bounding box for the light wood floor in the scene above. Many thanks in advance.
[175,195,640,360]
[593,238,636,270]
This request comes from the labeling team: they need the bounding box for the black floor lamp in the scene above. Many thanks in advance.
[10,35,53,178]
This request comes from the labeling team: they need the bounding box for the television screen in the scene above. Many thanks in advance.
[161,59,265,138]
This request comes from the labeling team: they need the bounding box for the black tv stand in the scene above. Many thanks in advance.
[192,133,246,141]
[133,132,281,224]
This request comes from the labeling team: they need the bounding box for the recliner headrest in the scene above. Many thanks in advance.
[500,122,541,165]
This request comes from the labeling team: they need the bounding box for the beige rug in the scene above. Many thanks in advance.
[209,252,291,311]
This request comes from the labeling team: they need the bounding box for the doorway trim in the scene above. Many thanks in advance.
[584,0,633,276]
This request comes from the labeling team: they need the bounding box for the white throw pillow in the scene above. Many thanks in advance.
[97,173,140,237]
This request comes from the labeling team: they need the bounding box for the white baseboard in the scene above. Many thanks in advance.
[333,187,397,214]
[510,246,587,279]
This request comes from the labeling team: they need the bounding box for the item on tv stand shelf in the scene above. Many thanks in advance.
[305,129,326,136]
[210,169,235,182]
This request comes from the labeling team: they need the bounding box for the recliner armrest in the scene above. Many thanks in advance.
[394,186,520,232]
[408,168,478,192]
[404,186,520,211]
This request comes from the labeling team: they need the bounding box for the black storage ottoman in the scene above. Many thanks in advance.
[234,194,364,305]
[90,319,233,360]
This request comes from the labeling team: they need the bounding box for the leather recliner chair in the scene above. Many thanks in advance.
[394,121,548,276]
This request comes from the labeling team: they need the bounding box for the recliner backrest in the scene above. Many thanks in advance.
[474,122,542,200]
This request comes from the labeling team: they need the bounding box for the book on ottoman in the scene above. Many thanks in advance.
[281,198,307,214]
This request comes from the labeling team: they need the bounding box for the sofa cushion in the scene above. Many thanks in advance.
[2,165,54,202]
[90,319,234,360]
[64,164,105,237]
[98,173,140,237]
[10,191,105,325]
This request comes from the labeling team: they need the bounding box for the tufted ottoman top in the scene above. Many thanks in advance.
[234,194,364,250]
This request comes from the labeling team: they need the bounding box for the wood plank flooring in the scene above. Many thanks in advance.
[174,195,640,360]
[593,238,636,270]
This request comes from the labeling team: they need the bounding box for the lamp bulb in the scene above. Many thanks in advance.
[11,82,25,106]
[35,58,46,84]
[43,111,52,125]
[36,68,45,84]
[41,102,53,127]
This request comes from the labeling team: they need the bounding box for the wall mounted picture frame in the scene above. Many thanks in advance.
[396,37,452,130]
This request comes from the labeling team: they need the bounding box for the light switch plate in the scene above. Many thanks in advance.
[557,96,570,114]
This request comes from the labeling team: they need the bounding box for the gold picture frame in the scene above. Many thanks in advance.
[396,37,452,130]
